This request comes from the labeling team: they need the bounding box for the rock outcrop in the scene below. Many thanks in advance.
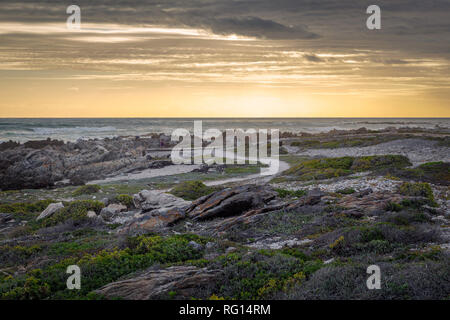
[120,208,186,234]
[100,204,128,222]
[186,185,278,220]
[117,191,191,234]
[0,135,175,190]
[96,266,218,300]
[36,202,64,221]
[133,190,191,214]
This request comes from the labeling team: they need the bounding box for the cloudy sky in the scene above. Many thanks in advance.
[0,0,449,117]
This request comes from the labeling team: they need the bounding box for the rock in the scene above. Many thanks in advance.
[0,213,14,226]
[36,202,64,221]
[225,247,237,254]
[192,164,209,173]
[116,191,191,234]
[248,238,312,250]
[307,188,326,198]
[101,198,110,206]
[148,160,172,169]
[95,266,218,300]
[205,242,216,250]
[186,185,278,221]
[86,211,97,218]
[356,188,373,198]
[133,190,191,215]
[188,241,203,251]
[120,208,185,234]
[100,203,127,221]
[0,134,175,190]
[431,215,447,224]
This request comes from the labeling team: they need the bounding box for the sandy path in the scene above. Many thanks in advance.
[88,164,201,184]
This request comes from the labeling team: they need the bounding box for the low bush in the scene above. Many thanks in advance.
[72,185,101,196]
[0,200,56,215]
[209,251,323,299]
[114,194,134,208]
[170,181,216,200]
[398,182,435,202]
[0,234,207,299]
[283,155,411,181]
[275,188,307,198]
[37,200,104,229]
[336,188,356,195]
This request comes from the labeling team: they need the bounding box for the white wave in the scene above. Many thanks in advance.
[32,126,117,134]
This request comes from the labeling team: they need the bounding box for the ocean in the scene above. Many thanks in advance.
[0,118,448,143]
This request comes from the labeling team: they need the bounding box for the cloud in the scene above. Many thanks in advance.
[204,16,319,40]
[303,54,324,63]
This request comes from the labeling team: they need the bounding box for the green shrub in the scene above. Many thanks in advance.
[72,185,101,196]
[170,181,216,200]
[336,188,356,195]
[0,245,43,268]
[388,162,450,186]
[385,201,404,212]
[275,188,306,198]
[283,155,411,181]
[210,251,323,299]
[37,200,104,229]
[398,182,434,201]
[351,155,411,171]
[2,276,50,300]
[1,234,207,299]
[114,194,134,208]
[0,200,56,214]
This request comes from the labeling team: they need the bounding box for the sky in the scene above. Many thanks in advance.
[0,0,449,118]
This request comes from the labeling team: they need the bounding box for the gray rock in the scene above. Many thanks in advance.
[0,134,176,190]
[188,241,203,251]
[307,188,326,198]
[119,208,185,234]
[100,203,127,221]
[186,184,278,220]
[225,247,237,254]
[86,211,97,218]
[36,202,64,221]
[205,242,216,250]
[133,190,191,214]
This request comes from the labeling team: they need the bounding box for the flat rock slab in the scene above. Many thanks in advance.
[36,202,64,221]
[186,184,278,220]
[133,190,191,214]
[96,266,218,300]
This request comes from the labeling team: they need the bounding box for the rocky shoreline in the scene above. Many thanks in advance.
[0,126,449,300]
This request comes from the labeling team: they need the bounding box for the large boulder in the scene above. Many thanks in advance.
[133,190,191,214]
[215,189,326,232]
[116,191,191,234]
[120,208,186,234]
[186,184,278,220]
[95,266,218,300]
[36,202,64,221]
[100,203,127,221]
